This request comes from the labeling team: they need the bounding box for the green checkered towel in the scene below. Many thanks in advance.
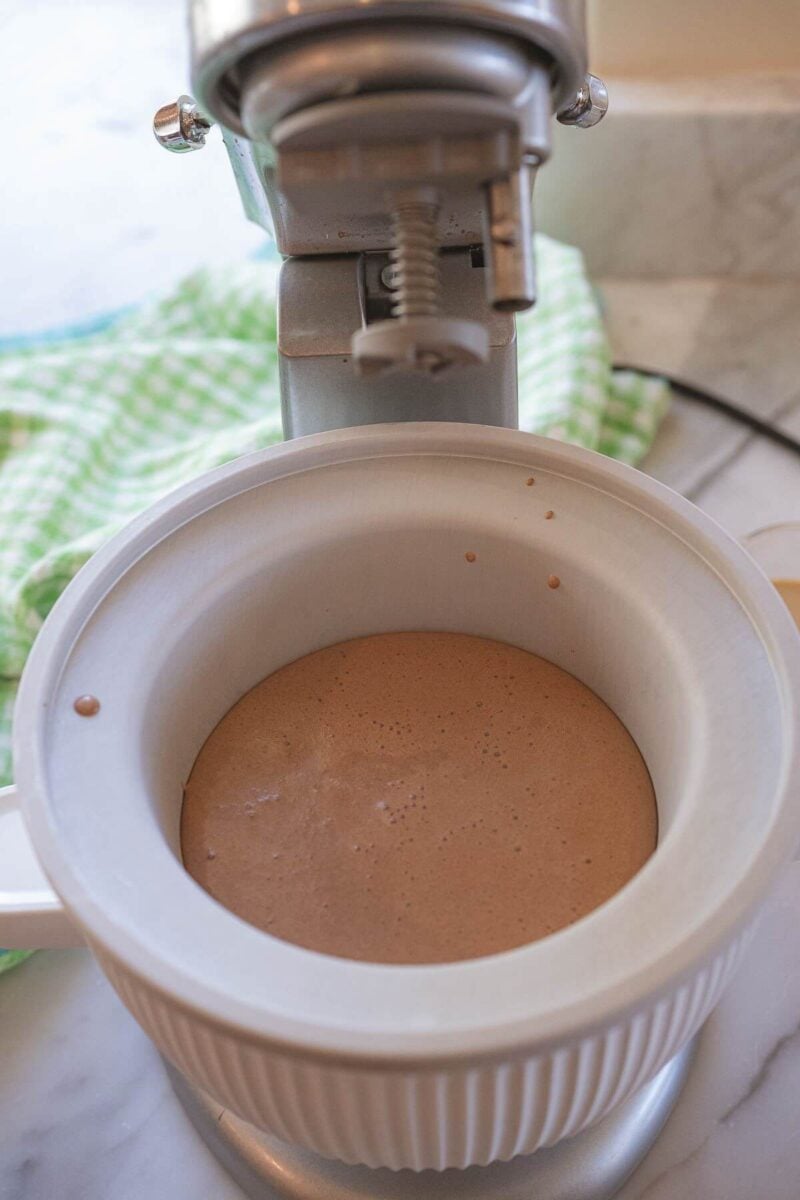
[0,949,32,975]
[0,235,668,791]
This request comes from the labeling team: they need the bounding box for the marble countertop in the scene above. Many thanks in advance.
[3,3,800,1198]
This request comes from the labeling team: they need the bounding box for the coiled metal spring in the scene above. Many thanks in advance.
[389,201,441,319]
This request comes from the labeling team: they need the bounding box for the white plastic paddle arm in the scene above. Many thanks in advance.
[0,784,82,948]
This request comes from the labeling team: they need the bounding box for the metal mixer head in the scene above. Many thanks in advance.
[154,1,605,383]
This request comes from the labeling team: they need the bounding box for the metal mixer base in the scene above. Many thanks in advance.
[166,1036,696,1200]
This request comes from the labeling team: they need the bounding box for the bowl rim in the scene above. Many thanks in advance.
[14,423,800,1065]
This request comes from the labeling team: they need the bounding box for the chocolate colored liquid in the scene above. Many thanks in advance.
[181,633,657,964]
[774,579,800,629]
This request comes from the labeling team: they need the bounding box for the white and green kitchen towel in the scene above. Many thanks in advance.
[0,234,668,969]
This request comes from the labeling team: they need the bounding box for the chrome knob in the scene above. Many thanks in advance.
[557,74,609,129]
[153,95,213,153]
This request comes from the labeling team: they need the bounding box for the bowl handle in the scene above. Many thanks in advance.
[0,785,83,948]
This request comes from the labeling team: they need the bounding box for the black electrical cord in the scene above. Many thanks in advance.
[613,363,800,460]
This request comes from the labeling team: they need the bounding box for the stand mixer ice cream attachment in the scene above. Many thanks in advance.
[153,0,607,438]
[153,8,708,1198]
[155,8,707,1197]
[2,8,800,1200]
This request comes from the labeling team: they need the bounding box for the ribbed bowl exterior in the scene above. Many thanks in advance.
[95,931,748,1170]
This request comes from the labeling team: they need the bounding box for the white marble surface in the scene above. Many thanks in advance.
[603,277,800,495]
[537,74,800,279]
[4,3,800,1198]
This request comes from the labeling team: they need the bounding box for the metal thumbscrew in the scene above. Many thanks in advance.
[557,74,609,129]
[352,191,489,376]
[389,197,442,323]
[153,95,213,153]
